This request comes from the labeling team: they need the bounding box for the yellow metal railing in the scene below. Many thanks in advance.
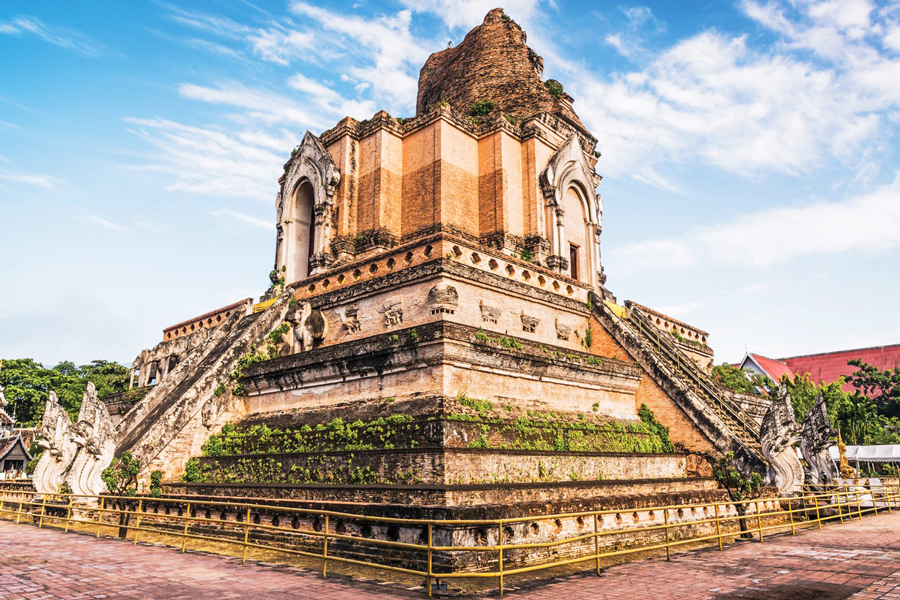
[1,483,898,597]
[624,305,761,447]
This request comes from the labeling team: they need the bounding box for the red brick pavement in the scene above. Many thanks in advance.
[1,511,900,599]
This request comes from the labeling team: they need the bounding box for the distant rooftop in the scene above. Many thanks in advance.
[740,344,900,396]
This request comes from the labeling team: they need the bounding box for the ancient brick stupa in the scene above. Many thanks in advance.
[40,10,770,521]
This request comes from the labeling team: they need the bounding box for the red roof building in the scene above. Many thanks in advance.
[741,353,794,383]
[738,344,900,396]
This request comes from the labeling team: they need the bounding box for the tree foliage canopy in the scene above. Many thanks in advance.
[846,359,900,418]
[0,358,129,426]
[712,451,763,502]
[101,451,141,496]
[714,359,900,446]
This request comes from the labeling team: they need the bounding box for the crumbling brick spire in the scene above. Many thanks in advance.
[416,8,590,136]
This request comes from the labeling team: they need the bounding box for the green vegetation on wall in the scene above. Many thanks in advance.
[712,363,773,396]
[180,395,677,485]
[451,396,675,454]
[201,415,420,456]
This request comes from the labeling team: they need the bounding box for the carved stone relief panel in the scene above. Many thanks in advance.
[479,301,500,325]
[521,312,540,334]
[427,284,459,316]
[341,306,361,333]
[381,300,404,327]
[555,319,572,341]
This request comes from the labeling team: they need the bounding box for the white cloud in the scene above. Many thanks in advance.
[0,15,105,57]
[289,2,431,111]
[177,82,324,128]
[212,209,273,230]
[885,25,900,51]
[476,0,897,189]
[123,117,292,202]
[249,27,315,65]
[286,73,376,120]
[602,6,664,60]
[0,169,63,190]
[654,302,704,319]
[610,177,900,271]
[84,215,128,233]
[396,0,541,31]
[164,7,250,40]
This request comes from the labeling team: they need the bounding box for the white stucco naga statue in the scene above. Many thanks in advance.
[32,384,116,496]
[68,382,116,496]
[759,386,805,495]
[32,392,79,494]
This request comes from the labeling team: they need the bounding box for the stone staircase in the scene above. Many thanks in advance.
[114,291,294,471]
[591,293,765,471]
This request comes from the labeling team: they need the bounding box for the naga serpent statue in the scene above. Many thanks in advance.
[760,386,805,495]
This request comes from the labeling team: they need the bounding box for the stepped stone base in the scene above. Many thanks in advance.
[165,476,721,506]
[147,482,788,573]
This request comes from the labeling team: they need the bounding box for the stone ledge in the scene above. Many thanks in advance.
[241,321,641,393]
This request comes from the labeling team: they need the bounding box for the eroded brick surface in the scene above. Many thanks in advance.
[2,512,900,599]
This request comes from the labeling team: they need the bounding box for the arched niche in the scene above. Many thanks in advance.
[285,179,316,283]
[275,131,340,285]
[562,184,590,282]
[539,134,603,287]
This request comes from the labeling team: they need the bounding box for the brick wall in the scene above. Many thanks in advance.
[588,315,717,455]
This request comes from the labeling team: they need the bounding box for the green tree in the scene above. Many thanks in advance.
[846,359,900,418]
[101,452,141,538]
[101,452,141,496]
[711,452,763,538]
[781,374,849,423]
[780,370,900,446]
[0,358,129,426]
[712,363,774,396]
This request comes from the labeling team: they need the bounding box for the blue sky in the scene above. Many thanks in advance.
[2,0,899,367]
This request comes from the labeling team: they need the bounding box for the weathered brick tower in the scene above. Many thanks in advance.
[108,10,767,517]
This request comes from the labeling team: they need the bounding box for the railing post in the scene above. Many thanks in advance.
[322,514,329,578]
[498,521,504,597]
[811,495,821,530]
[788,498,795,535]
[663,509,671,561]
[838,492,845,524]
[714,503,723,551]
[873,488,880,516]
[594,513,601,575]
[133,499,143,544]
[181,502,191,553]
[755,500,763,542]
[96,497,104,537]
[856,491,863,519]
[241,506,251,564]
[427,523,434,598]
[16,497,23,524]
[38,496,47,528]
[64,494,74,533]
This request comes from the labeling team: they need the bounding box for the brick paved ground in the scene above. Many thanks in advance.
[1,511,900,599]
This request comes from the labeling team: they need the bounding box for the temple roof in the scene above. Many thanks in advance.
[416,8,590,136]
